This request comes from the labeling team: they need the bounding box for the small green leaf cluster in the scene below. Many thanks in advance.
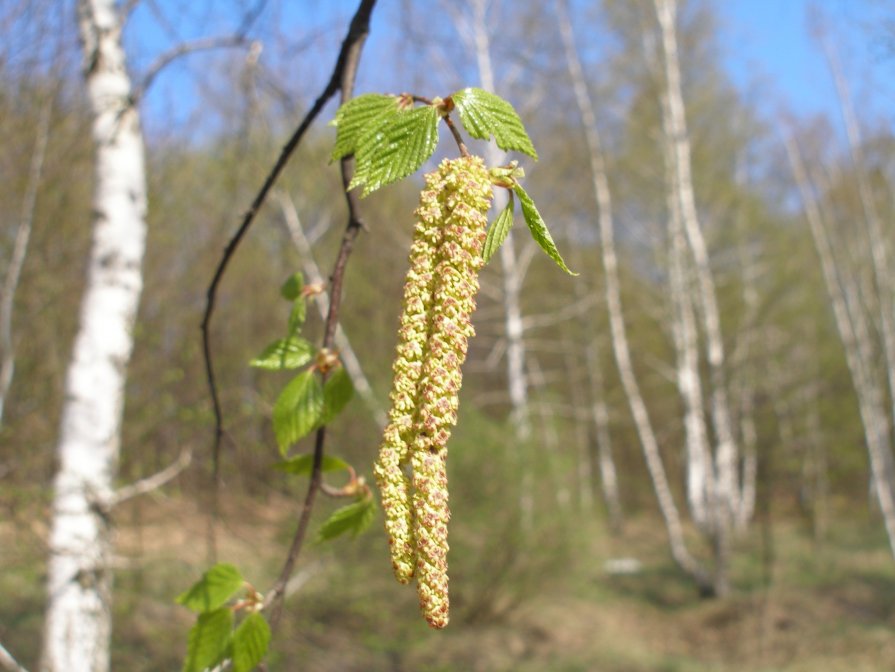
[251,272,376,542]
[331,87,575,275]
[177,564,270,672]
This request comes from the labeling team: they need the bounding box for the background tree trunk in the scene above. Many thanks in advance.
[41,1,147,669]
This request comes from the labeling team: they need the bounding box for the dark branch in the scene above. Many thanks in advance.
[443,114,470,157]
[264,0,377,632]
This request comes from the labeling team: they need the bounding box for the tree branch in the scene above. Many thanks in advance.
[0,642,28,672]
[107,448,191,507]
[201,0,376,491]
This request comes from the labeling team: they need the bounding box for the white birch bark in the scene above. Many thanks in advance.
[557,0,708,589]
[782,132,895,558]
[654,0,740,529]
[41,1,147,670]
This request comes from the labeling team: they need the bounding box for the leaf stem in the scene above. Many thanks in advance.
[442,115,470,158]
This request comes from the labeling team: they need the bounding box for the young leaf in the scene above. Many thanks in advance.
[331,94,399,161]
[451,87,537,159]
[275,454,351,475]
[273,370,324,454]
[512,184,576,275]
[287,299,307,335]
[482,193,514,264]
[182,608,233,672]
[177,563,244,614]
[317,498,376,542]
[231,612,271,672]
[249,336,313,371]
[349,105,440,196]
[320,367,354,425]
[279,273,304,301]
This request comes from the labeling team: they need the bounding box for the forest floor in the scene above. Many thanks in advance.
[3,492,895,671]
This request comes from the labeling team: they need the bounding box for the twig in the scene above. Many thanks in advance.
[132,36,249,105]
[0,641,28,672]
[263,3,376,632]
[442,115,470,157]
[107,448,191,507]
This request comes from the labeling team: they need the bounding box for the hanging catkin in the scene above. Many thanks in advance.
[374,155,492,628]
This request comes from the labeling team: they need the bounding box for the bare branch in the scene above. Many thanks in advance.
[0,641,28,672]
[107,449,191,507]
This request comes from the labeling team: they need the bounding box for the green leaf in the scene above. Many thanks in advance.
[482,193,514,264]
[349,105,440,196]
[451,87,537,159]
[287,299,307,334]
[273,370,323,454]
[320,367,354,425]
[182,608,233,672]
[249,336,313,371]
[280,273,304,301]
[275,454,351,475]
[331,94,400,161]
[512,184,576,275]
[231,612,271,672]
[176,563,244,614]
[317,498,376,542]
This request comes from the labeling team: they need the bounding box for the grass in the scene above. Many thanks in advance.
[2,494,895,671]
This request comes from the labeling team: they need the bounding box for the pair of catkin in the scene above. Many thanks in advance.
[374,155,493,629]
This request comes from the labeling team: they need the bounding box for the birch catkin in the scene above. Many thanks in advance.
[374,155,492,628]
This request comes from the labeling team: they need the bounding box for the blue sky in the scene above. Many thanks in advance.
[125,1,894,141]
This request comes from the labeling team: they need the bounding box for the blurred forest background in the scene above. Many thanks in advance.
[2,0,895,670]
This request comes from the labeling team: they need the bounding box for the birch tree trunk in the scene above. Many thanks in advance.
[782,131,895,559]
[654,0,740,547]
[465,0,535,525]
[41,1,147,669]
[556,0,709,591]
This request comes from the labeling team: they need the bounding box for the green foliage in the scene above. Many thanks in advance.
[182,608,233,672]
[281,272,307,332]
[321,367,354,425]
[330,94,400,162]
[279,273,304,300]
[249,335,313,371]
[231,613,271,672]
[273,370,324,453]
[451,87,537,159]
[275,453,351,475]
[348,104,440,196]
[317,497,377,542]
[176,563,244,614]
[513,184,576,275]
[483,194,514,263]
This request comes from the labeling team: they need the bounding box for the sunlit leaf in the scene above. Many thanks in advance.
[279,273,304,301]
[182,608,233,672]
[349,105,440,196]
[482,193,514,264]
[513,184,576,275]
[451,87,537,159]
[273,370,324,454]
[231,612,271,672]
[331,94,399,161]
[249,336,313,371]
[176,563,244,614]
[275,454,351,475]
[316,498,376,542]
[320,367,354,425]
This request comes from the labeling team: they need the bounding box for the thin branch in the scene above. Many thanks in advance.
[260,0,377,633]
[107,449,191,507]
[0,642,28,672]
[442,114,470,157]
[132,35,249,105]
[201,0,375,490]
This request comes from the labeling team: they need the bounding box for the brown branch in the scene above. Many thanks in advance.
[201,0,376,491]
[235,0,377,632]
[442,114,470,157]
